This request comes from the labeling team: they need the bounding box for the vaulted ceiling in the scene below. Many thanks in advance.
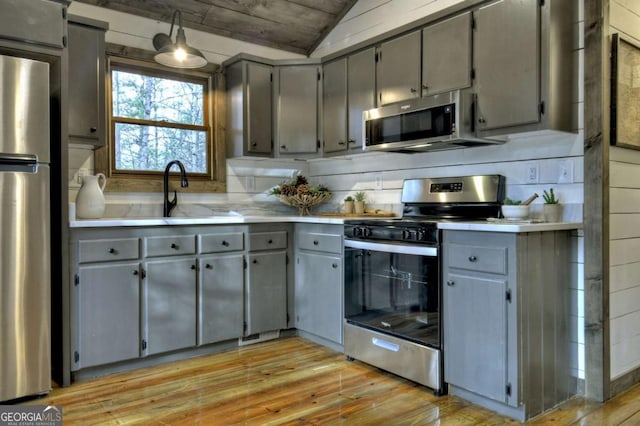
[73,0,358,56]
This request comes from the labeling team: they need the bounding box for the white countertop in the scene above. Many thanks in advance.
[70,214,582,232]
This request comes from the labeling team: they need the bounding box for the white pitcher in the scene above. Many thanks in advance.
[76,173,106,219]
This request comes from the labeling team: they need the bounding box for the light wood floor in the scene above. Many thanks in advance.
[26,337,640,425]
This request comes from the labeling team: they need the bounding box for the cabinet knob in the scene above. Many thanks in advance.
[422,84,429,90]
[338,140,346,145]
[468,255,478,262]
[478,117,486,124]
[332,263,338,269]
[132,270,138,276]
[280,145,287,150]
[268,239,273,244]
[206,263,212,269]
[447,280,455,286]
[313,240,319,246]
[348,139,356,144]
[222,240,229,247]
[410,87,417,93]
[252,259,258,264]
[90,127,97,133]
[191,264,196,270]
[171,243,179,250]
[251,141,258,147]
[108,248,115,254]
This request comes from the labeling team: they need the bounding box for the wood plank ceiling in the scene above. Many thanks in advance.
[73,0,358,56]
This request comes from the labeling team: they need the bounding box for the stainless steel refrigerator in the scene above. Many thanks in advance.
[0,54,51,401]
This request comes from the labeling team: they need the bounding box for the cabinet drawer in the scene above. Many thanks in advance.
[297,232,342,253]
[145,235,195,257]
[78,238,139,263]
[199,232,244,253]
[249,231,287,251]
[447,244,507,275]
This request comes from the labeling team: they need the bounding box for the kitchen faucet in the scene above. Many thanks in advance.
[163,160,189,217]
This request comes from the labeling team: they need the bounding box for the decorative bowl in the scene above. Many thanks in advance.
[277,193,332,216]
[501,205,529,220]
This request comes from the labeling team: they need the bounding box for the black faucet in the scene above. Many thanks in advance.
[163,160,189,217]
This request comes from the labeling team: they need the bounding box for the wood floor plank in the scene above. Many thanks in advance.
[21,337,640,425]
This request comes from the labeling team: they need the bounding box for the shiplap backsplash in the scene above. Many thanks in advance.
[608,0,640,381]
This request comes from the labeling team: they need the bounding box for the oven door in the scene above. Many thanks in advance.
[344,239,440,348]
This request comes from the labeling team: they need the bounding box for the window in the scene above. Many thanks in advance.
[108,58,214,180]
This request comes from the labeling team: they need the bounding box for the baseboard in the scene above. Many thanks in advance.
[611,366,640,398]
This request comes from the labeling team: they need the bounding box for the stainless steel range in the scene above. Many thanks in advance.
[343,175,505,395]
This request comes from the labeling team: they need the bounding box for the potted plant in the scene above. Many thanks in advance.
[354,191,366,215]
[344,195,354,214]
[542,188,562,222]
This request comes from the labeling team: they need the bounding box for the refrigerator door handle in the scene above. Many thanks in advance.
[0,153,39,173]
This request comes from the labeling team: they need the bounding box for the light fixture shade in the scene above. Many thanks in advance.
[152,11,207,69]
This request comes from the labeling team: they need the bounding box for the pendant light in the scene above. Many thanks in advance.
[152,10,207,69]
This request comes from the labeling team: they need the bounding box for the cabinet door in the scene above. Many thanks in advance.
[75,262,140,369]
[277,66,319,154]
[444,273,508,403]
[322,58,348,153]
[474,0,540,130]
[144,258,197,355]
[246,62,273,155]
[0,0,65,48]
[246,251,287,335]
[295,252,342,344]
[377,31,421,105]
[68,22,106,144]
[347,48,376,149]
[199,254,244,345]
[422,12,472,96]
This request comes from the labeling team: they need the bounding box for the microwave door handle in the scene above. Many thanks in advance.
[470,94,476,133]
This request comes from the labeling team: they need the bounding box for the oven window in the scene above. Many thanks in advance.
[344,247,440,347]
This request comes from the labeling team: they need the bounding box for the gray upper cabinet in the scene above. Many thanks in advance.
[0,0,66,49]
[226,60,273,156]
[68,17,107,145]
[376,30,421,106]
[347,48,376,150]
[474,0,539,131]
[276,65,320,155]
[322,58,348,153]
[422,12,472,96]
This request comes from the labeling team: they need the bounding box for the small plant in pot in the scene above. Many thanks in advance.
[344,195,354,214]
[354,192,366,215]
[543,188,562,222]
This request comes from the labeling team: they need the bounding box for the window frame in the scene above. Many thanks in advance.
[98,54,225,193]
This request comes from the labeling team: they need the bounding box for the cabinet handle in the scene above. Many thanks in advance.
[108,248,115,254]
[171,243,179,250]
[468,255,478,262]
[478,117,486,124]
[332,263,338,269]
[191,265,196,270]
[132,270,138,275]
[348,139,356,144]
[447,280,455,286]
[90,127,97,133]
[206,263,212,269]
[422,84,429,90]
[410,88,417,93]
[222,240,229,247]
[338,140,346,145]
[313,240,319,246]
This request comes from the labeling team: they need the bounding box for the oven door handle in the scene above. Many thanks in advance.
[344,239,438,257]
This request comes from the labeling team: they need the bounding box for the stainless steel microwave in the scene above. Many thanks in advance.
[363,90,503,152]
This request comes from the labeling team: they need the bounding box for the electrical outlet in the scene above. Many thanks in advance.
[558,159,574,184]
[375,174,383,190]
[525,162,539,184]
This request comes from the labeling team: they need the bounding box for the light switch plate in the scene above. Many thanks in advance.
[525,162,539,184]
[375,174,383,190]
[558,159,574,184]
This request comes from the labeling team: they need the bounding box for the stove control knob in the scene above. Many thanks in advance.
[416,229,426,241]
[363,227,372,238]
[402,229,412,240]
[352,227,361,238]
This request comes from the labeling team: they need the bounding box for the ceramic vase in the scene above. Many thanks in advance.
[76,173,107,219]
[543,203,562,223]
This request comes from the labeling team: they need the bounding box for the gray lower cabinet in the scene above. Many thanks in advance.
[144,257,197,355]
[199,254,244,345]
[294,224,343,345]
[443,230,573,422]
[245,227,289,335]
[75,262,140,370]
